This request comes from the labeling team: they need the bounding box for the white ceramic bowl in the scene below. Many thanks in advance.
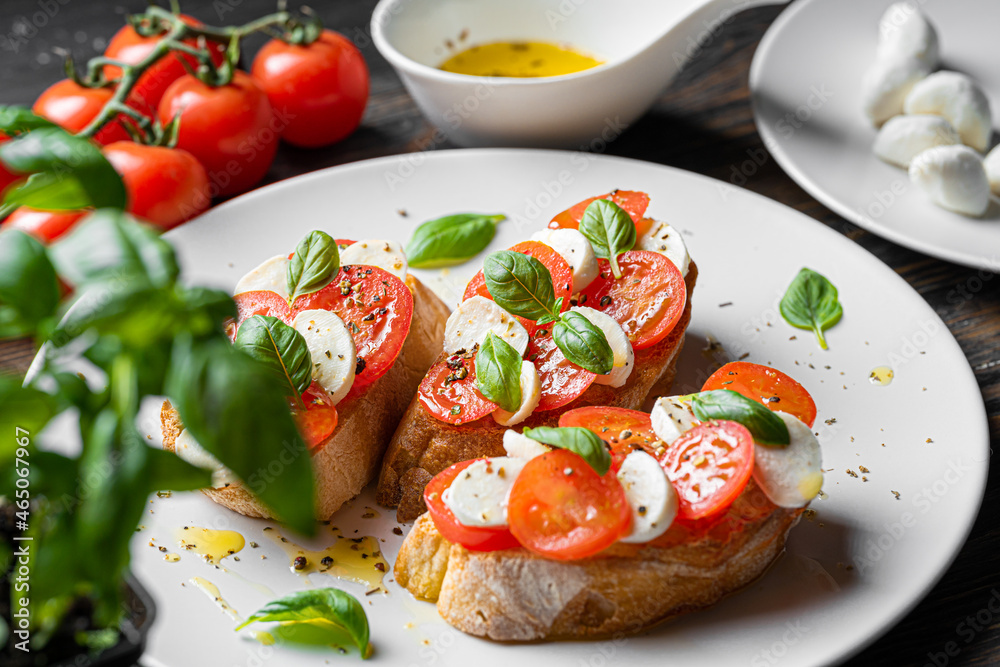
[372,0,782,148]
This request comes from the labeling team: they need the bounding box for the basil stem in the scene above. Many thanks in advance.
[287,230,340,307]
[779,268,843,350]
[579,199,636,280]
[233,315,313,399]
[475,331,523,412]
[689,389,790,446]
[405,213,505,269]
[552,311,614,375]
[482,250,558,321]
[523,426,612,476]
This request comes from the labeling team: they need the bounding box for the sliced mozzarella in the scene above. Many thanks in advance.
[904,72,992,152]
[752,412,823,508]
[650,396,698,446]
[617,450,678,544]
[529,228,599,293]
[876,3,939,69]
[443,295,529,356]
[442,456,527,527]
[174,430,238,488]
[909,145,990,217]
[874,114,961,168]
[569,306,633,388]
[637,220,690,277]
[502,429,551,459]
[493,360,542,426]
[861,56,929,126]
[234,255,289,298]
[340,239,408,281]
[292,309,357,405]
[985,145,1000,196]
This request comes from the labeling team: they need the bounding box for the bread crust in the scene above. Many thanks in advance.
[377,262,698,519]
[161,275,450,521]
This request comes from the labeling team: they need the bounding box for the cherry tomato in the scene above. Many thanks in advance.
[549,190,652,237]
[103,141,209,230]
[658,420,754,520]
[0,133,22,195]
[231,290,291,338]
[251,30,369,148]
[702,362,817,428]
[579,250,686,350]
[418,355,498,425]
[3,207,88,244]
[559,406,658,470]
[158,71,277,197]
[424,459,521,551]
[32,79,132,145]
[507,449,631,560]
[295,381,339,451]
[528,329,595,412]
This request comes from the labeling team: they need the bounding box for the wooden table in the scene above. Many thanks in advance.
[1,1,997,664]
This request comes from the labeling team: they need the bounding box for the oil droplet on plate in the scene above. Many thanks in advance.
[164,553,180,563]
[263,526,389,592]
[869,366,893,386]
[187,577,274,645]
[176,527,245,565]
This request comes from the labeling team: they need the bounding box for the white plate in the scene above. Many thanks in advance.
[749,0,1000,269]
[129,149,987,667]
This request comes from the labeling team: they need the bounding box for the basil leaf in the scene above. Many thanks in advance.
[236,588,371,659]
[689,389,790,446]
[779,268,843,351]
[483,250,557,320]
[0,106,56,135]
[287,230,340,307]
[523,426,611,475]
[146,448,214,492]
[233,315,313,397]
[405,213,504,268]
[0,128,126,210]
[0,376,57,467]
[552,311,614,375]
[0,229,60,335]
[578,199,636,280]
[474,331,522,412]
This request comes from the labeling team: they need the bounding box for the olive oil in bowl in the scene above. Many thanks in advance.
[439,41,602,78]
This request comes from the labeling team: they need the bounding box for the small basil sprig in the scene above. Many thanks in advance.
[552,311,613,375]
[523,426,611,475]
[688,389,789,446]
[287,230,340,307]
[779,268,842,351]
[483,250,562,321]
[0,229,60,337]
[475,331,522,412]
[233,315,313,398]
[579,199,636,280]
[236,588,372,659]
[405,213,505,268]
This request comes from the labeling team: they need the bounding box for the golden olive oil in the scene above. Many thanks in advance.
[440,41,602,78]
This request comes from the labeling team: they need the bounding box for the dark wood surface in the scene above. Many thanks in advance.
[1,1,997,665]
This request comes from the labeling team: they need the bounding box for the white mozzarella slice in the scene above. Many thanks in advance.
[443,295,529,356]
[637,220,690,277]
[904,71,992,152]
[340,239,408,281]
[502,429,551,459]
[529,228,599,293]
[909,145,990,217]
[174,430,238,488]
[442,456,527,527]
[752,412,824,508]
[617,451,678,544]
[876,3,939,68]
[493,361,542,426]
[873,114,961,168]
[861,56,929,126]
[569,306,633,388]
[234,255,289,298]
[292,309,357,405]
[650,396,698,446]
[985,145,1000,196]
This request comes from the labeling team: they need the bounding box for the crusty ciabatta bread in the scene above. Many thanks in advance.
[161,275,451,522]
[377,263,698,520]
[395,480,803,641]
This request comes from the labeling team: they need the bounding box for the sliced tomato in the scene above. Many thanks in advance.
[528,329,595,412]
[229,290,292,340]
[702,362,817,428]
[418,355,498,425]
[549,190,652,237]
[579,250,686,351]
[295,381,339,451]
[559,406,658,470]
[424,459,520,551]
[507,449,630,560]
[658,421,754,521]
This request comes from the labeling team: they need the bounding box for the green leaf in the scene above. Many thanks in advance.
[552,311,614,375]
[523,426,611,475]
[0,127,126,210]
[474,331,522,412]
[405,213,504,269]
[0,106,56,135]
[287,231,339,307]
[146,447,214,491]
[234,315,313,397]
[483,250,557,321]
[0,229,60,335]
[0,376,57,467]
[689,389,790,446]
[52,283,179,349]
[578,199,636,280]
[779,268,843,351]
[236,588,371,658]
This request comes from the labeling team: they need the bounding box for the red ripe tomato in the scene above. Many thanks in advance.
[3,207,88,244]
[103,141,209,230]
[528,329,595,412]
[702,362,817,428]
[231,290,291,338]
[507,449,631,560]
[424,459,520,551]
[418,355,498,425]
[549,190,651,237]
[579,251,686,350]
[295,381,339,451]
[251,30,369,148]
[0,133,21,194]
[158,71,277,197]
[32,79,132,145]
[658,421,754,520]
[559,406,658,470]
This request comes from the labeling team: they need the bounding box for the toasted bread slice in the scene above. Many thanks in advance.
[377,262,698,520]
[395,480,803,641]
[161,275,451,521]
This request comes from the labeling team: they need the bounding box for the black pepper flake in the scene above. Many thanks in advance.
[293,556,308,571]
[339,280,353,296]
[378,307,388,315]
[450,405,461,416]
[392,527,403,536]
[600,295,612,307]
[375,562,386,572]
[365,268,373,275]
[362,312,376,322]
[356,357,367,374]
